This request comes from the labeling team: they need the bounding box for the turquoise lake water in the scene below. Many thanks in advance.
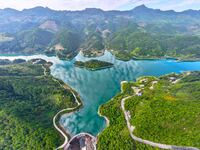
[1,51,200,137]
[50,51,200,136]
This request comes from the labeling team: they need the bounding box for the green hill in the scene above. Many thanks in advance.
[51,29,81,59]
[17,28,55,53]
[74,59,113,70]
[107,29,200,61]
[98,71,200,149]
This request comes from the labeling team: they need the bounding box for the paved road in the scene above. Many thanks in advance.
[52,78,81,150]
[121,96,199,150]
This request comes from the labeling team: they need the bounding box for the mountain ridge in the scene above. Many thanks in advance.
[0,4,200,14]
[0,4,200,61]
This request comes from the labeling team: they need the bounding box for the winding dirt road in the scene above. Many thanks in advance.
[121,96,199,150]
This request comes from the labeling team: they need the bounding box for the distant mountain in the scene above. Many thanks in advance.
[1,5,200,33]
[131,4,154,12]
[0,5,200,60]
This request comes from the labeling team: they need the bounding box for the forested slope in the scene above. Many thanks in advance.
[0,60,76,150]
[98,71,200,149]
[1,5,200,60]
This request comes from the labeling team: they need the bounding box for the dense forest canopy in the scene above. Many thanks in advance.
[74,59,113,70]
[98,71,200,149]
[0,59,76,150]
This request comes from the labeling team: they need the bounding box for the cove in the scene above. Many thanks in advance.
[50,51,200,136]
[1,51,200,137]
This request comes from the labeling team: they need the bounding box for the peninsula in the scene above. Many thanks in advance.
[98,71,200,149]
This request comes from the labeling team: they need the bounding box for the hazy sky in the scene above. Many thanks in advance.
[0,0,200,11]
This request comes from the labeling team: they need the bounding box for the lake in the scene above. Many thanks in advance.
[1,51,200,137]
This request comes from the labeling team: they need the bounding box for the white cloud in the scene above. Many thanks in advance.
[0,0,131,10]
[0,0,199,11]
[160,0,200,11]
[141,0,200,11]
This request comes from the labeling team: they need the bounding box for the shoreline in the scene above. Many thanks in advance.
[24,58,85,150]
[96,106,110,144]
[74,64,114,71]
[1,55,200,149]
[0,56,98,150]
[108,49,200,62]
[0,57,84,150]
[116,55,200,62]
[97,107,110,128]
[51,77,83,150]
[1,51,200,63]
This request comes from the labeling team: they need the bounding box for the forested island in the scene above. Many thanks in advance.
[0,59,78,149]
[74,59,114,70]
[98,71,200,149]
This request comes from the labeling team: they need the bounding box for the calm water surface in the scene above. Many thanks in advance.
[1,51,200,136]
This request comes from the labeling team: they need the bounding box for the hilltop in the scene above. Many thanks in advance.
[98,71,200,149]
